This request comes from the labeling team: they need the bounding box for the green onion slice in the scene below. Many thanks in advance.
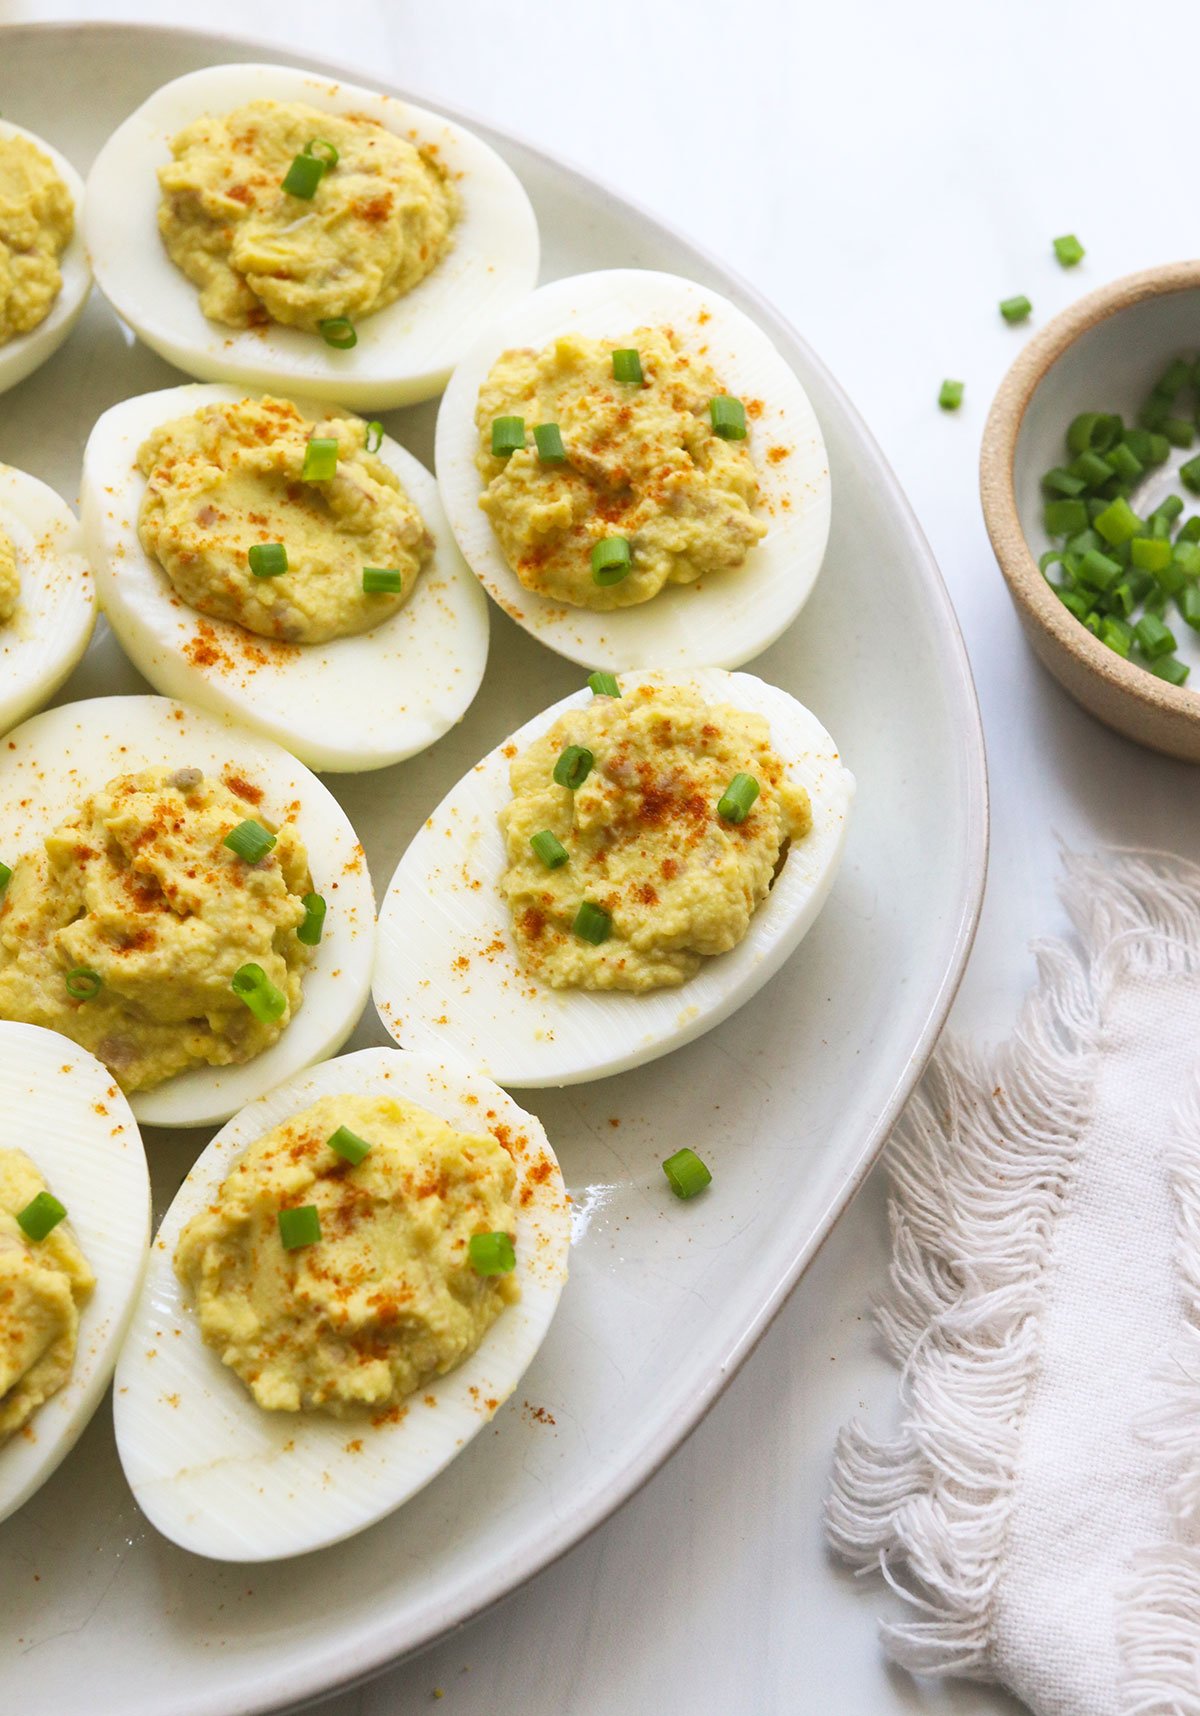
[362,567,403,593]
[938,379,964,411]
[305,138,339,169]
[552,745,593,790]
[587,671,620,697]
[533,422,566,464]
[717,772,760,824]
[662,1147,712,1200]
[281,152,324,199]
[491,415,525,457]
[319,317,357,349]
[301,436,339,482]
[1053,234,1085,268]
[278,1205,321,1250]
[591,536,632,585]
[611,348,643,384]
[223,819,276,864]
[1093,497,1142,546]
[17,1190,67,1241]
[573,901,611,945]
[1180,455,1200,495]
[999,295,1032,324]
[469,1230,516,1275]
[231,962,287,1024]
[65,967,102,1001]
[709,395,747,439]
[327,1126,371,1166]
[297,892,326,946]
[1134,613,1177,659]
[1067,413,1121,456]
[248,542,288,579]
[365,420,384,453]
[530,830,569,869]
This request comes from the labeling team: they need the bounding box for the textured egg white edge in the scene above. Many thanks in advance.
[433,268,832,671]
[80,383,490,772]
[0,694,376,1130]
[0,465,97,737]
[82,63,540,410]
[112,1044,570,1562]
[0,1022,150,1524]
[373,667,854,1088]
[0,120,92,398]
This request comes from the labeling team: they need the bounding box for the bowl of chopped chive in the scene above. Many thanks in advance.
[981,261,1200,760]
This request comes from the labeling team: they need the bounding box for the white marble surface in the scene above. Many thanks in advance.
[7,1,1199,1710]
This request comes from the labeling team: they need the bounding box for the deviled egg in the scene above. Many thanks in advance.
[0,462,96,736]
[0,1022,150,1526]
[81,385,489,772]
[435,269,831,670]
[0,119,91,398]
[113,1045,570,1562]
[84,64,540,410]
[0,695,375,1129]
[373,668,853,1086]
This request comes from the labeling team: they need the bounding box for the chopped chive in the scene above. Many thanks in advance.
[328,1126,371,1166]
[1131,537,1172,573]
[709,395,747,439]
[17,1190,67,1241]
[0,861,10,892]
[717,772,760,824]
[1156,560,1187,597]
[1067,413,1121,456]
[248,542,288,579]
[1077,549,1122,592]
[1134,612,1177,658]
[533,423,566,464]
[297,892,326,946]
[1120,428,1154,462]
[231,962,287,1024]
[591,536,632,585]
[587,671,620,697]
[64,967,102,1001]
[278,1205,321,1250]
[1059,589,1094,621]
[1045,498,1089,535]
[1180,455,1200,494]
[611,349,643,384]
[1164,418,1196,449]
[491,415,525,457]
[1180,517,1200,543]
[305,138,339,169]
[662,1147,712,1200]
[553,745,593,790]
[365,420,384,454]
[469,1231,516,1275]
[319,317,357,349]
[1053,234,1085,267]
[1107,441,1143,482]
[1148,495,1184,530]
[1042,467,1087,499]
[1069,450,1114,487]
[1000,295,1032,324]
[281,152,324,199]
[223,819,276,864]
[938,379,964,411]
[1172,541,1200,575]
[1147,433,1171,466]
[1093,496,1142,546]
[573,901,611,945]
[530,830,569,869]
[301,436,339,482]
[1177,584,1200,631]
[1099,616,1133,657]
[1146,653,1190,686]
[362,567,403,593]
[1109,582,1135,618]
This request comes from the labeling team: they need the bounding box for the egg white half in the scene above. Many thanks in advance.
[80,384,489,773]
[113,1045,570,1562]
[0,463,96,736]
[0,121,91,399]
[0,695,376,1129]
[434,269,832,671]
[0,1021,150,1525]
[373,668,854,1088]
[83,64,540,410]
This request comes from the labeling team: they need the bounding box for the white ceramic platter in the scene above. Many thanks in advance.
[0,23,987,1716]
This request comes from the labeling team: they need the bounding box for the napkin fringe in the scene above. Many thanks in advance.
[827,850,1200,1692]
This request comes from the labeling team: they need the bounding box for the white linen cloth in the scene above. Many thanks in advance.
[828,851,1200,1715]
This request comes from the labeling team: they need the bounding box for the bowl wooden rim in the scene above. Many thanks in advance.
[980,260,1200,731]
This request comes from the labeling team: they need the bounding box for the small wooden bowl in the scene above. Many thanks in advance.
[981,262,1200,761]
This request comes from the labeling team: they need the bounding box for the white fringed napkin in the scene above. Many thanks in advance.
[828,851,1200,1716]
